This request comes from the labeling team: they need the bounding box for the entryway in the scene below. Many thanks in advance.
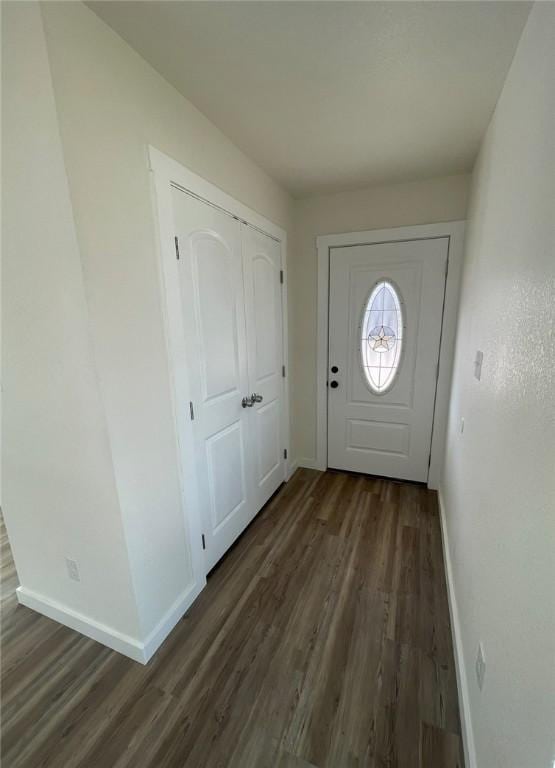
[316,223,465,488]
[328,238,447,482]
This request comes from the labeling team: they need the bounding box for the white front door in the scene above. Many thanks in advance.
[172,188,285,572]
[327,238,448,482]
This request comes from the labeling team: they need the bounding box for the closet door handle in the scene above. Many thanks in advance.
[251,393,263,403]
[241,395,254,408]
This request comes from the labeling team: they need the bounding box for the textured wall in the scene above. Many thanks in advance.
[441,4,555,766]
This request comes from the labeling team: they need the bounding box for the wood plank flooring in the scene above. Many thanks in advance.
[1,469,464,767]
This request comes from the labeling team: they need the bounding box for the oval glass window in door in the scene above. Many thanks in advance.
[360,279,404,394]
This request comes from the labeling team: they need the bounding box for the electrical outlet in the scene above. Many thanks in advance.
[475,642,486,690]
[65,558,80,582]
[474,350,484,380]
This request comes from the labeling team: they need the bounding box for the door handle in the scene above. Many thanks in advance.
[251,393,263,403]
[330,380,339,389]
[241,395,254,408]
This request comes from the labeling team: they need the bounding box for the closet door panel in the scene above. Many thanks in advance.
[205,421,247,532]
[192,234,240,402]
[172,188,253,572]
[243,226,285,509]
[252,253,277,380]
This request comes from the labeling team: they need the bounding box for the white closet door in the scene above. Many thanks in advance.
[242,226,285,510]
[172,188,254,571]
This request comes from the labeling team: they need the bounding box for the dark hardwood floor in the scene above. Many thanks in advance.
[1,469,464,767]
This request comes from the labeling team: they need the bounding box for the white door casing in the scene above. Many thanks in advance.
[327,238,448,482]
[148,146,289,651]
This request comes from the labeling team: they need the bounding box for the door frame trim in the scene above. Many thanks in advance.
[148,146,291,589]
[316,221,465,489]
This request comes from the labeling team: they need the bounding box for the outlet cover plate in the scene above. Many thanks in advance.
[65,558,80,582]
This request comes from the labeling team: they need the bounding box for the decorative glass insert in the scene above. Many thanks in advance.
[360,279,404,394]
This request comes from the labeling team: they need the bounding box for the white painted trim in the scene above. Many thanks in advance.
[17,586,148,664]
[285,456,323,477]
[286,458,299,480]
[148,149,207,609]
[427,225,465,489]
[280,232,292,483]
[17,580,205,665]
[142,579,204,663]
[297,457,321,471]
[315,221,465,487]
[148,146,287,242]
[437,490,477,768]
[148,147,292,587]
[316,239,330,472]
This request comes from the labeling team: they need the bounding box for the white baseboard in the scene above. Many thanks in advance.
[141,580,204,662]
[16,586,147,663]
[286,456,323,476]
[437,490,477,768]
[17,578,205,665]
[286,458,299,480]
[297,457,323,471]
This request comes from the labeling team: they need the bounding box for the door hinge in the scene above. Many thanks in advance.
[174,236,180,260]
[284,448,288,460]
[282,364,286,378]
[189,401,195,420]
[201,534,206,550]
[280,269,284,284]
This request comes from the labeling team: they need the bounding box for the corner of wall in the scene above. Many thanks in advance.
[3,0,143,649]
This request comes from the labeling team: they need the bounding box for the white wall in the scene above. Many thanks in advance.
[3,1,293,651]
[2,1,141,638]
[441,4,555,767]
[40,0,293,641]
[290,174,470,463]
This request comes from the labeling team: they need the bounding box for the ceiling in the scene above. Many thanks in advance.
[87,1,531,198]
